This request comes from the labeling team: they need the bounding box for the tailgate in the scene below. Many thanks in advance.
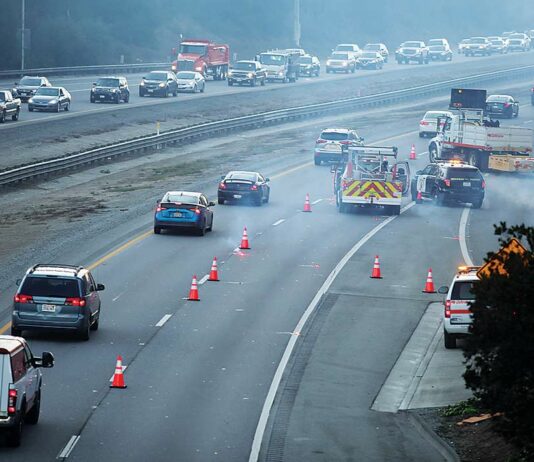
[342,180,402,201]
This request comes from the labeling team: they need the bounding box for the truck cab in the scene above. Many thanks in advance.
[171,39,229,80]
[258,50,300,83]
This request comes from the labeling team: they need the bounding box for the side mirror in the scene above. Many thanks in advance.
[97,283,105,291]
[92,82,97,86]
[208,201,216,207]
[265,177,270,182]
[34,351,55,368]
[438,286,449,294]
[16,278,21,286]
[156,199,161,204]
[220,175,225,180]
[416,170,423,175]
[41,83,46,87]
[14,82,18,86]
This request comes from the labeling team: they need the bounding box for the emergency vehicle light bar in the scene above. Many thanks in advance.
[458,265,481,274]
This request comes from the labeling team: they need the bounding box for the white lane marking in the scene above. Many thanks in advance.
[112,291,124,302]
[523,120,533,124]
[272,219,285,227]
[109,365,128,382]
[198,274,210,285]
[459,207,474,266]
[155,314,172,327]
[57,435,81,459]
[248,201,416,462]
[311,199,323,205]
[418,151,428,158]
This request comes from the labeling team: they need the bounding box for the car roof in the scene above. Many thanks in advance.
[164,191,202,197]
[487,94,512,99]
[236,60,256,64]
[452,266,480,283]
[0,335,26,355]
[424,110,452,116]
[337,43,358,46]
[322,128,351,133]
[226,171,259,177]
[27,264,85,278]
[436,161,479,171]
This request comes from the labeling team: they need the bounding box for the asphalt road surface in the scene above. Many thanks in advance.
[0,77,531,460]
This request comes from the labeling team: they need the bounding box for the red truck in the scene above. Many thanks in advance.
[171,39,230,80]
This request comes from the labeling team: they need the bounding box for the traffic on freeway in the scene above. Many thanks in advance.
[0,5,533,462]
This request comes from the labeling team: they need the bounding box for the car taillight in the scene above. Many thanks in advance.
[445,300,451,318]
[250,185,258,190]
[444,179,451,187]
[420,120,429,125]
[481,180,486,189]
[316,139,327,144]
[339,140,351,145]
[531,87,534,93]
[8,388,17,415]
[156,206,163,212]
[194,208,201,214]
[504,102,511,108]
[219,182,226,189]
[65,297,86,307]
[14,294,33,303]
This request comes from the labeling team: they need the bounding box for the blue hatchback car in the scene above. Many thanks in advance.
[154,191,215,236]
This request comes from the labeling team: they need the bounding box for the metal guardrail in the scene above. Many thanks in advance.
[2,64,534,187]
[0,63,169,79]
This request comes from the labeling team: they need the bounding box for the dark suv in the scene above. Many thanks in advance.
[411,162,485,208]
[90,76,130,104]
[139,71,178,97]
[12,264,105,340]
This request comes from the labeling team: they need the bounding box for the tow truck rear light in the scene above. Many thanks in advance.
[444,300,452,318]
[316,139,327,144]
[250,185,258,191]
[219,182,226,189]
[444,179,451,187]
[65,297,86,307]
[14,294,33,303]
[8,388,17,415]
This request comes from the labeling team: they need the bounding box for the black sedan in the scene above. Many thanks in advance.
[218,171,270,206]
[139,71,178,97]
[486,94,519,118]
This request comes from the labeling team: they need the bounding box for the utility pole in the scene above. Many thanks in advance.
[21,0,25,71]
[294,0,301,47]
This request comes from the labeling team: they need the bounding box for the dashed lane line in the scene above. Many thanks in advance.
[57,435,81,460]
[155,314,172,327]
[272,219,286,226]
[198,274,210,285]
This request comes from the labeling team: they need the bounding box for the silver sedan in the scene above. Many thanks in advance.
[175,71,206,93]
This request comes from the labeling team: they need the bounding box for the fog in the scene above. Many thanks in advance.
[2,0,534,69]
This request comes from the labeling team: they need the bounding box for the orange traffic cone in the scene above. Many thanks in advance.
[208,257,220,282]
[303,193,312,212]
[110,355,127,389]
[422,268,436,293]
[410,144,416,160]
[370,255,382,279]
[240,227,250,250]
[416,191,423,203]
[188,275,200,301]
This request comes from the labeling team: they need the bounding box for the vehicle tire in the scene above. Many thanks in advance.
[28,105,34,112]
[254,195,262,207]
[26,390,40,425]
[197,223,206,236]
[6,412,23,447]
[472,198,484,209]
[55,103,60,113]
[338,202,349,213]
[429,143,439,162]
[444,330,457,349]
[228,80,233,86]
[264,191,270,203]
[314,158,321,166]
[64,102,70,111]
[251,78,256,87]
[217,198,224,205]
[0,110,5,123]
[125,93,130,103]
[193,84,198,93]
[79,319,90,341]
[260,78,265,86]
[154,226,161,234]
[390,205,401,215]
[11,326,22,336]
[200,84,205,93]
[90,315,99,331]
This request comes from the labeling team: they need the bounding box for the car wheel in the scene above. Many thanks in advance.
[228,80,233,86]
[260,78,265,86]
[79,319,90,341]
[254,195,262,206]
[444,330,457,349]
[28,105,34,112]
[11,326,22,336]
[25,390,41,425]
[314,158,321,166]
[411,184,418,202]
[154,226,161,234]
[197,223,206,236]
[90,315,99,331]
[472,198,483,209]
[200,84,205,92]
[264,191,270,203]
[389,205,401,215]
[429,143,439,162]
[217,198,224,205]
[64,102,70,111]
[207,216,213,232]
[0,110,5,123]
[124,93,130,103]
[55,103,61,113]
[6,412,23,447]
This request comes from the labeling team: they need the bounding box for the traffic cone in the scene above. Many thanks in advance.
[240,227,250,250]
[422,268,436,293]
[303,193,312,212]
[370,255,382,279]
[416,191,423,203]
[110,355,127,389]
[409,144,416,160]
[208,257,220,282]
[188,275,200,301]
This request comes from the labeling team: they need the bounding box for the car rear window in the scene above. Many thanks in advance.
[20,276,80,297]
[227,172,256,182]
[164,194,199,204]
[447,168,482,179]
[451,281,476,300]
[321,132,348,141]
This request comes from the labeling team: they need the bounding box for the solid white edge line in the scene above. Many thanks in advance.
[248,201,416,462]
[272,219,286,227]
[109,364,128,382]
[57,435,80,459]
[459,207,474,266]
[155,314,172,327]
[198,274,210,285]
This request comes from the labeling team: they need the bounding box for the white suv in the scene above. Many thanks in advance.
[314,128,364,165]
[439,266,480,349]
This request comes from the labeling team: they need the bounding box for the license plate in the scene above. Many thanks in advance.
[172,212,182,217]
[451,317,468,324]
[99,95,105,99]
[463,181,471,187]
[42,304,56,312]
[325,143,341,151]
[147,89,154,93]
[233,194,242,199]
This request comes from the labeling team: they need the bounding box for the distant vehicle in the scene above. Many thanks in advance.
[227,60,267,87]
[363,43,389,62]
[171,39,229,80]
[0,335,54,446]
[285,48,306,56]
[428,38,451,49]
[258,50,300,83]
[507,33,530,51]
[298,54,321,77]
[90,76,129,104]
[464,37,491,56]
[439,266,480,349]
[334,43,362,59]
[485,94,519,118]
[12,76,51,102]
[411,161,485,208]
[355,51,384,70]
[28,87,71,112]
[427,45,453,61]
[139,71,178,97]
[314,128,363,165]
[218,171,270,206]
[12,264,105,340]
[154,191,214,235]
[0,90,21,123]
[488,38,508,54]
[395,41,429,64]
[457,38,471,54]
[419,110,453,137]
[176,71,206,93]
[326,52,356,73]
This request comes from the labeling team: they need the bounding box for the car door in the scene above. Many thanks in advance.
[257,174,267,199]
[200,195,212,225]
[23,345,38,406]
[83,273,98,321]
[416,165,433,196]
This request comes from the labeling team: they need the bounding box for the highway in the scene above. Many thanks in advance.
[0,62,532,460]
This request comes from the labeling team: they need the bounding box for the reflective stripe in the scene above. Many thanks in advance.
[343,180,402,199]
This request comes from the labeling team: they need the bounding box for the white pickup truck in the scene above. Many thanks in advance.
[0,90,21,123]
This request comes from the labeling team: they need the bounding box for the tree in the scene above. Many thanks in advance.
[463,223,534,457]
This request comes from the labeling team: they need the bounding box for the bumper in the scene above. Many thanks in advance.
[465,48,488,54]
[356,62,378,68]
[266,74,286,81]
[228,77,254,84]
[314,150,343,162]
[443,191,484,204]
[444,319,471,336]
[92,92,119,101]
[141,87,166,96]
[0,415,17,428]
[396,54,423,61]
[342,197,401,206]
[218,190,260,202]
[154,218,200,229]
[429,54,448,60]
[12,312,85,331]
[28,103,57,111]
[326,65,349,71]
[177,85,196,92]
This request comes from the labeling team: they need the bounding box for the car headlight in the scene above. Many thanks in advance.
[228,71,233,76]
[195,66,202,71]
[140,81,145,86]
[247,72,254,78]
[49,99,58,104]
[159,83,165,88]
[171,64,177,70]
[342,62,347,66]
[278,71,284,76]
[326,60,332,65]
[28,98,33,103]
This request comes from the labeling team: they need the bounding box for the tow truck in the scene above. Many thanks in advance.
[428,88,534,173]
[333,146,410,215]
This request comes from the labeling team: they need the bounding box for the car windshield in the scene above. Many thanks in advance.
[35,88,59,96]
[470,38,486,44]
[321,131,348,141]
[364,44,380,51]
[20,77,42,86]
[403,42,422,47]
[448,168,483,179]
[0,93,4,102]
[176,72,196,79]
[331,53,349,60]
[361,52,378,58]
[336,45,356,51]
[146,72,167,81]
[451,281,476,300]
[233,62,256,70]
[163,193,199,204]
[508,39,522,44]
[429,46,446,51]
[260,54,286,65]
[487,95,510,103]
[299,57,312,64]
[226,172,257,182]
[509,34,525,39]
[20,276,80,298]
[180,44,207,55]
[96,78,119,87]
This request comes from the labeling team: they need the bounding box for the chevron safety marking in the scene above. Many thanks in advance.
[343,180,402,199]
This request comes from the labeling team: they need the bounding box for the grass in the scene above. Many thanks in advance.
[440,398,481,417]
